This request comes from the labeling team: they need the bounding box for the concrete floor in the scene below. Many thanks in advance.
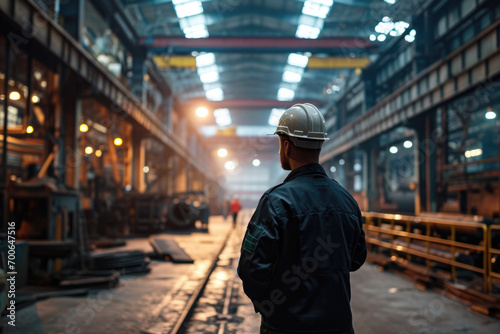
[8,214,500,333]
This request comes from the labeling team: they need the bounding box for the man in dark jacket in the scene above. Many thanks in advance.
[237,103,367,334]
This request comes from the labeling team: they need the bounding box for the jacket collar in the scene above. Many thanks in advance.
[283,163,327,183]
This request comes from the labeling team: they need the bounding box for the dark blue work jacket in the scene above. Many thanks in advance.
[237,163,367,333]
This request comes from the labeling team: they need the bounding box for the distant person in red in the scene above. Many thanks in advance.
[230,196,242,227]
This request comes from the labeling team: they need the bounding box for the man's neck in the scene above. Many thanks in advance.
[290,160,318,170]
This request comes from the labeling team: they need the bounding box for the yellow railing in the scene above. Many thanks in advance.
[488,225,500,293]
[362,212,489,292]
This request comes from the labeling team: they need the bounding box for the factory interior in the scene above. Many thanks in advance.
[1,0,500,333]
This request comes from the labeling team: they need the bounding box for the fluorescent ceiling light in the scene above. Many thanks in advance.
[216,116,231,126]
[214,108,231,126]
[179,15,206,30]
[183,25,208,38]
[485,111,496,119]
[198,64,218,75]
[206,88,224,101]
[268,108,286,126]
[174,1,203,18]
[277,87,295,101]
[196,53,215,67]
[404,35,415,43]
[296,24,321,39]
[309,0,334,4]
[199,71,219,83]
[287,53,309,67]
[282,71,302,83]
[214,108,230,118]
[302,0,333,19]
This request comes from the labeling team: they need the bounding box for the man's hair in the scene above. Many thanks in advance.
[280,135,321,162]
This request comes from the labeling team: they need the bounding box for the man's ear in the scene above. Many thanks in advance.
[284,139,291,155]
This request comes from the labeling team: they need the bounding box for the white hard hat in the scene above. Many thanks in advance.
[273,103,329,149]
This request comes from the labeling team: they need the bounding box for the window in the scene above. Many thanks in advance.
[436,15,447,37]
[462,24,475,43]
[461,0,476,17]
[1,48,29,130]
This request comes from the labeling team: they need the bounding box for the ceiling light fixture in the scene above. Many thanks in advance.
[196,107,209,117]
[79,123,89,133]
[217,148,228,158]
[9,91,21,101]
[114,137,123,146]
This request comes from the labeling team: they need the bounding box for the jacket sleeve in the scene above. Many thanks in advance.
[237,195,280,303]
[350,209,367,272]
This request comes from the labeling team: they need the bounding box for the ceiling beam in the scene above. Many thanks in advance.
[140,37,377,53]
[186,99,326,109]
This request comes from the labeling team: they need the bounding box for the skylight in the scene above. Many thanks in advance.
[282,70,303,83]
[296,24,321,39]
[268,108,286,126]
[281,0,331,101]
[196,53,215,67]
[174,1,203,18]
[183,24,209,38]
[287,53,309,68]
[302,0,333,19]
[206,87,224,101]
[197,64,219,75]
[199,71,219,84]
[214,108,231,126]
[277,87,295,101]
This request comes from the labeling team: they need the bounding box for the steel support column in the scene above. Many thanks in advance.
[132,135,146,193]
[130,49,148,108]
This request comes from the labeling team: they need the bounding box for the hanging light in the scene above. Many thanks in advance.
[252,159,261,167]
[9,91,21,101]
[485,107,496,120]
[196,107,209,117]
[95,149,103,157]
[26,125,34,134]
[31,95,40,103]
[224,161,235,170]
[79,123,89,133]
[114,137,123,146]
[85,146,93,155]
[143,166,150,174]
[217,148,228,158]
